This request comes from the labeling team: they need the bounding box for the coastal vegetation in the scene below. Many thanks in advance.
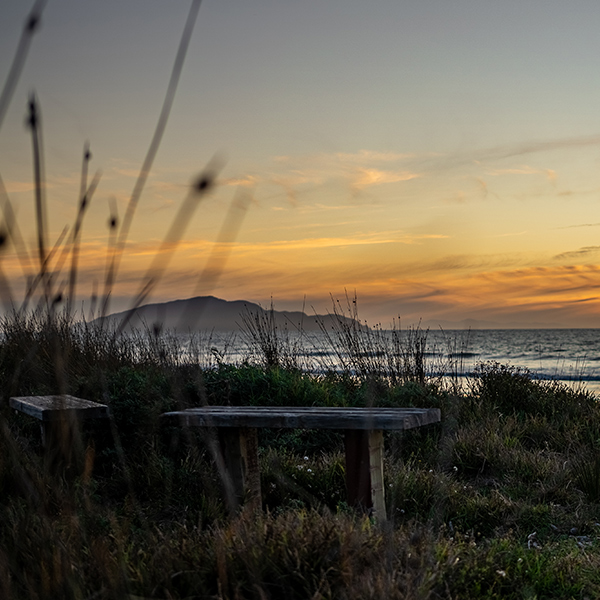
[3,3,600,598]
[0,310,600,598]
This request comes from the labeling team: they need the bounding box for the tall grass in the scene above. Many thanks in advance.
[239,292,471,394]
[1,312,600,598]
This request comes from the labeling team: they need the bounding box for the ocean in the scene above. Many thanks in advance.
[427,329,600,392]
[187,328,600,394]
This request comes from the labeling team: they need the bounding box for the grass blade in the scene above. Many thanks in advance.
[178,185,251,329]
[117,160,221,334]
[26,93,51,305]
[102,0,203,316]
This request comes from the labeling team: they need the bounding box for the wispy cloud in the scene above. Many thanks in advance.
[225,149,423,207]
[558,222,600,229]
[224,138,579,210]
[2,180,35,194]
[486,165,557,183]
[224,174,261,187]
[488,166,540,176]
[113,168,141,178]
[274,150,416,164]
[491,231,528,238]
[1,178,63,194]
[420,134,600,172]
[443,191,467,204]
[484,135,600,161]
[332,150,416,163]
[553,246,600,261]
[223,231,448,255]
[352,168,420,188]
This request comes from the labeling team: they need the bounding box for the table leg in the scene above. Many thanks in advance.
[368,430,386,520]
[242,427,261,510]
[40,418,84,475]
[344,429,386,521]
[218,427,261,511]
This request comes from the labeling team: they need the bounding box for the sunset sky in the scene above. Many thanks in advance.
[3,0,600,327]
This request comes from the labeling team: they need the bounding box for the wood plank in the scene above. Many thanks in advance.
[162,406,440,431]
[10,395,109,422]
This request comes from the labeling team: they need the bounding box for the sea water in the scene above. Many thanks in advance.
[180,328,600,394]
[432,329,600,392]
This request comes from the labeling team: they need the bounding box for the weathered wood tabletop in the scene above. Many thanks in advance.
[10,395,110,422]
[162,405,440,430]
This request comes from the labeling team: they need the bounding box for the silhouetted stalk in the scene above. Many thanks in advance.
[0,0,47,133]
[102,0,203,317]
[119,163,220,335]
[179,185,251,330]
[78,143,91,212]
[0,230,14,312]
[88,279,98,321]
[67,143,91,311]
[437,327,471,393]
[240,298,281,368]
[0,175,34,285]
[68,150,99,314]
[101,198,119,323]
[23,225,68,311]
[27,93,51,305]
[54,170,100,287]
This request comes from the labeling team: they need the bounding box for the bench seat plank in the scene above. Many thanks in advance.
[162,406,440,430]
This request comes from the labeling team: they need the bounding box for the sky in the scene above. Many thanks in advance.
[3,0,600,328]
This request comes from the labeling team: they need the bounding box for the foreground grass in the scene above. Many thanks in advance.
[1,314,600,598]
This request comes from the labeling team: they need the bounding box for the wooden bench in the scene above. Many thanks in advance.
[10,395,110,472]
[162,405,441,520]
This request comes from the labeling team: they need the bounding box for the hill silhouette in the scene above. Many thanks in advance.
[98,296,366,333]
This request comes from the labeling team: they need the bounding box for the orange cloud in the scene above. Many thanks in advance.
[5,243,599,328]
[352,168,421,188]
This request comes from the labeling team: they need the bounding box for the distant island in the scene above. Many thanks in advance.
[98,295,367,333]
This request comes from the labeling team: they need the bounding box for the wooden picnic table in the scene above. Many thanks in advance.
[10,395,110,472]
[162,405,441,520]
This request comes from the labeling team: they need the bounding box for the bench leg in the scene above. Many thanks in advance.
[344,429,386,521]
[218,427,261,511]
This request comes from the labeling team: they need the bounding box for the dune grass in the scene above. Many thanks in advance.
[0,312,598,598]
